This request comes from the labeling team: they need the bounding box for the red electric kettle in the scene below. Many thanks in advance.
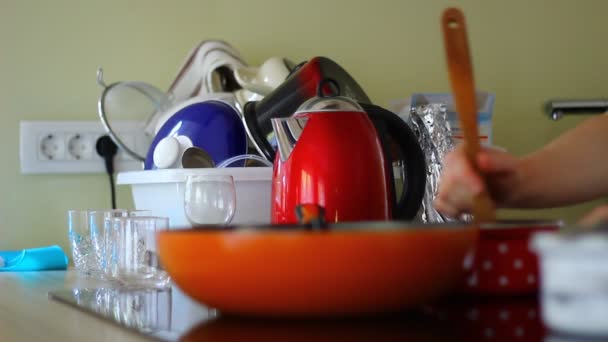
[271,79,426,224]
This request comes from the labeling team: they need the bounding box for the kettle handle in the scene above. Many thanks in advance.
[360,103,426,220]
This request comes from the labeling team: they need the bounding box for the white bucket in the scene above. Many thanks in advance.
[116,167,273,229]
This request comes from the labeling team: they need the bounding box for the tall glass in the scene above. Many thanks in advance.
[90,209,128,278]
[68,210,96,276]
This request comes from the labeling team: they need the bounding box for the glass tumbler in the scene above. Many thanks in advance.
[69,209,129,278]
[184,174,236,225]
[109,216,170,288]
[68,210,97,276]
[89,209,128,278]
[104,210,152,280]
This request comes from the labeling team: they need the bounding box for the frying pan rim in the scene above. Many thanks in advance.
[160,221,476,234]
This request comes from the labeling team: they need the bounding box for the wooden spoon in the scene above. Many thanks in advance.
[441,8,496,223]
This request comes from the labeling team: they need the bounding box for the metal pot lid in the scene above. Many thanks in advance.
[294,78,364,114]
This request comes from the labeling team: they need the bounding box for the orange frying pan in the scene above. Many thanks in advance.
[157,219,477,317]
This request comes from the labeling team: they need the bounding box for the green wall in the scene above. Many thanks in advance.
[0,0,606,251]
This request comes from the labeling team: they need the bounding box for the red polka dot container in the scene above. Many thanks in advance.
[463,220,562,295]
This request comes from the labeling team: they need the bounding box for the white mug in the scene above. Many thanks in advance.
[233,57,292,96]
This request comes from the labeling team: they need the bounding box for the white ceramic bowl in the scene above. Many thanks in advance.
[117,168,272,229]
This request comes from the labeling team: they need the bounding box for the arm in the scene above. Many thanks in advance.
[434,114,608,216]
[507,114,608,207]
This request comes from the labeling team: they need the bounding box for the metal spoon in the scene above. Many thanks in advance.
[181,147,215,168]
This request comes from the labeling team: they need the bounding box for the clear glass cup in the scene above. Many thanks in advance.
[69,209,130,278]
[68,210,89,275]
[129,210,153,217]
[104,210,153,280]
[90,209,128,278]
[184,174,236,225]
[68,210,104,277]
[108,216,170,288]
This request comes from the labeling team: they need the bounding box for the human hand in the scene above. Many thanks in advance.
[434,144,520,217]
[578,204,608,227]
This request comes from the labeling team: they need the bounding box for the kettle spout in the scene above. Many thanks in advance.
[271,117,308,161]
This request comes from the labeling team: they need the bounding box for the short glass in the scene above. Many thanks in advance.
[103,210,152,279]
[68,209,154,279]
[106,216,170,288]
[184,174,236,226]
[68,209,126,277]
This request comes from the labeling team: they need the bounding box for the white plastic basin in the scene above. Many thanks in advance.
[117,168,272,229]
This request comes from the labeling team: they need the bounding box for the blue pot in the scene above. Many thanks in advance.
[145,100,247,170]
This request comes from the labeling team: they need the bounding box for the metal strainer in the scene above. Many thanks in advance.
[96,68,171,161]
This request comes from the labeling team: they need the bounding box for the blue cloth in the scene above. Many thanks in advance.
[0,245,68,271]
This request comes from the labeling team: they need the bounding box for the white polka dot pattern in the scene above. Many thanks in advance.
[483,260,493,270]
[462,225,559,294]
[498,243,509,254]
[425,300,541,340]
[513,259,523,269]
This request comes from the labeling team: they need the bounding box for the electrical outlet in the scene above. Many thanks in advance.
[20,120,150,174]
[39,133,65,160]
[66,133,93,160]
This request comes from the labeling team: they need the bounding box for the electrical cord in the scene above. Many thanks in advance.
[96,135,118,209]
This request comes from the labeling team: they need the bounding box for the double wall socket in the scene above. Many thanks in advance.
[20,120,149,174]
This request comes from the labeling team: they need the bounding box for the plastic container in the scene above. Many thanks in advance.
[532,231,608,337]
[116,168,272,228]
[462,220,561,295]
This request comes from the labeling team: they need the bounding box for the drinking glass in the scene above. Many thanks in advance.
[68,210,96,276]
[90,209,128,278]
[184,174,236,225]
[69,209,130,278]
[104,210,153,280]
[129,210,153,217]
[108,216,170,288]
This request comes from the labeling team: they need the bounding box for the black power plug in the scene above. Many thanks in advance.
[96,135,118,209]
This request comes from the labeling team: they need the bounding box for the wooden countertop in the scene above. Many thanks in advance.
[0,270,150,342]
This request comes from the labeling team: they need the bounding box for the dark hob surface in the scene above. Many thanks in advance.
[48,287,596,341]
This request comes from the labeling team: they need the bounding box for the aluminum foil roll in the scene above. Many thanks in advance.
[406,103,455,223]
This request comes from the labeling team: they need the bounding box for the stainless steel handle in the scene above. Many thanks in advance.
[545,99,608,120]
